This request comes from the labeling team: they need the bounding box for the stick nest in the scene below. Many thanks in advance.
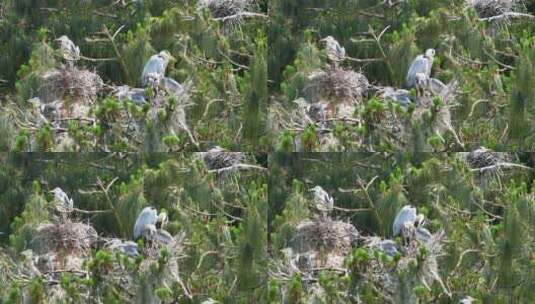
[291,218,359,258]
[31,221,98,255]
[40,66,103,104]
[469,0,517,18]
[306,69,369,104]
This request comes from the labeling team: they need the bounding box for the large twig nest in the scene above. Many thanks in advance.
[199,0,251,18]
[290,218,359,257]
[465,147,510,169]
[201,147,247,170]
[30,221,98,255]
[305,69,369,105]
[39,66,103,104]
[468,0,517,18]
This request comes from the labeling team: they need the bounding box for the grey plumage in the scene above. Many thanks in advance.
[55,36,80,62]
[133,207,174,245]
[50,187,74,213]
[107,239,139,257]
[141,51,174,87]
[161,77,186,97]
[320,36,346,69]
[133,207,158,240]
[309,185,334,217]
[406,49,435,88]
[381,87,413,107]
[115,86,148,105]
[392,205,424,237]
[376,239,399,257]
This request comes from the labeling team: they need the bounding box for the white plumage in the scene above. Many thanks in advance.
[406,48,435,89]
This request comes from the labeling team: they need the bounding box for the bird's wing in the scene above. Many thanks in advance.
[152,229,174,244]
[406,55,427,85]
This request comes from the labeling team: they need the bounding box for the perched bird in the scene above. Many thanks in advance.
[55,36,80,68]
[141,51,175,87]
[381,87,413,107]
[115,86,148,105]
[392,205,424,237]
[428,77,448,96]
[320,36,346,69]
[50,187,74,214]
[161,77,186,97]
[133,207,174,244]
[406,49,435,89]
[107,239,139,257]
[133,207,158,240]
[309,185,334,218]
[414,72,429,97]
[376,239,399,257]
[415,227,433,244]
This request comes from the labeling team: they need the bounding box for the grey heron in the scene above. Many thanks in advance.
[381,87,413,107]
[414,72,429,97]
[392,205,424,237]
[161,77,186,97]
[309,185,334,218]
[115,86,148,105]
[141,51,175,87]
[50,187,74,214]
[376,239,399,257]
[406,49,435,89]
[133,207,174,244]
[320,36,345,69]
[133,207,158,240]
[415,227,433,244]
[55,36,80,63]
[107,239,140,257]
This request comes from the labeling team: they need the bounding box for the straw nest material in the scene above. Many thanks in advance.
[305,69,369,105]
[468,0,516,18]
[39,66,103,104]
[199,0,251,18]
[30,221,98,255]
[201,147,247,170]
[288,218,359,270]
[465,147,512,169]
